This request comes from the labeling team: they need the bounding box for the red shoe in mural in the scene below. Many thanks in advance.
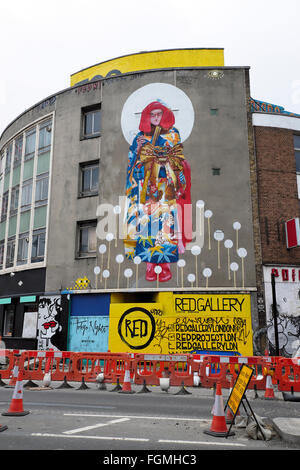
[159,263,172,282]
[146,262,156,281]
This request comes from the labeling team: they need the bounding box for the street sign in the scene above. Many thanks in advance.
[225,364,267,440]
[227,364,253,416]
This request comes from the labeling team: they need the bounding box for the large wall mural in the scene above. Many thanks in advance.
[94,82,254,291]
[122,84,194,283]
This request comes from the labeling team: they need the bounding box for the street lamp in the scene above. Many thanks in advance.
[271,272,280,356]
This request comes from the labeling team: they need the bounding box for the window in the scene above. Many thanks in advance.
[1,191,9,221]
[6,237,16,268]
[3,305,15,337]
[31,228,45,263]
[294,135,300,201]
[24,128,36,160]
[35,173,49,206]
[77,221,96,257]
[10,186,19,216]
[82,106,101,138]
[21,179,33,212]
[14,135,23,167]
[5,144,12,173]
[80,162,99,196]
[0,240,4,269]
[38,120,52,154]
[17,233,29,265]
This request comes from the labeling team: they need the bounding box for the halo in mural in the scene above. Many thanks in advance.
[121,82,195,144]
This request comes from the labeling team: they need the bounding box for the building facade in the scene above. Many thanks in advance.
[252,106,300,356]
[1,48,296,356]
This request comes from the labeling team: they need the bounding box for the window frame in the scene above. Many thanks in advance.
[38,120,52,155]
[24,128,36,161]
[3,304,15,337]
[5,237,16,268]
[76,220,97,258]
[31,228,46,263]
[81,105,101,139]
[35,172,49,207]
[79,160,99,197]
[17,232,29,265]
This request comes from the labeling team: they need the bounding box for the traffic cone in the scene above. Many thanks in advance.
[204,382,234,437]
[118,363,135,394]
[2,370,29,416]
[264,375,275,399]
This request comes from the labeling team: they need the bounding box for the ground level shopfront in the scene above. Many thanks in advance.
[0,289,255,355]
[66,291,254,356]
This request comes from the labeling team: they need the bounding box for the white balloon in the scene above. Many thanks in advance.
[133,256,142,265]
[203,268,212,278]
[224,239,233,249]
[191,245,201,256]
[106,233,114,242]
[124,268,133,278]
[233,221,241,230]
[103,269,110,278]
[177,259,186,268]
[113,205,121,214]
[187,273,195,283]
[116,254,124,263]
[196,200,205,208]
[237,248,247,258]
[94,266,101,275]
[99,244,107,254]
[154,265,162,274]
[204,210,213,218]
[214,230,224,241]
[230,262,239,272]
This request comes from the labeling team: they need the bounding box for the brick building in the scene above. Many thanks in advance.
[252,102,300,355]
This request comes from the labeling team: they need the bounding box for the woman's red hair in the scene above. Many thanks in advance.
[139,101,175,133]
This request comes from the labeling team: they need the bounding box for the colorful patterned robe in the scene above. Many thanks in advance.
[124,126,191,264]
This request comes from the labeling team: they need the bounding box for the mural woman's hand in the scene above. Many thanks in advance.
[137,136,147,154]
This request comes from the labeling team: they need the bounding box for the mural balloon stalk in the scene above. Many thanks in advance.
[224,239,233,280]
[116,254,124,289]
[99,244,107,283]
[205,210,213,250]
[191,245,201,288]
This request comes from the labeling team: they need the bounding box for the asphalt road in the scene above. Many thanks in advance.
[0,380,299,458]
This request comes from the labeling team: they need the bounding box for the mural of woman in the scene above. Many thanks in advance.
[124,100,192,282]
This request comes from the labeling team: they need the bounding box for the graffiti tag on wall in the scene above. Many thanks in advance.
[109,295,253,355]
[68,316,109,352]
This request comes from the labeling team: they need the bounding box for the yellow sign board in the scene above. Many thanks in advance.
[227,365,253,415]
[71,48,225,86]
[108,294,253,355]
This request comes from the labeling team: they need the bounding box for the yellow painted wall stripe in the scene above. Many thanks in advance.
[70,49,224,86]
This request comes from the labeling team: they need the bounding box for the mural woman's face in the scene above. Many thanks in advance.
[150,109,163,127]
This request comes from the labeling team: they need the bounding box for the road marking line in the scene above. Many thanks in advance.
[159,439,246,447]
[31,433,149,442]
[63,418,130,435]
[64,413,209,423]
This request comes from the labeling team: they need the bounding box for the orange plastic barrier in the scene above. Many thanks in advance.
[198,355,273,390]
[20,350,74,382]
[132,354,195,386]
[72,352,130,383]
[0,349,22,380]
[275,357,300,392]
[2,349,299,390]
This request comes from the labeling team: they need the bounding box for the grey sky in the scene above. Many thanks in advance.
[0,0,299,136]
